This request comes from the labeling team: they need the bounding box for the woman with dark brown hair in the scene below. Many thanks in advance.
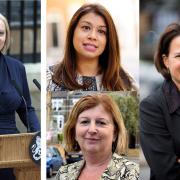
[47,3,135,91]
[140,22,180,180]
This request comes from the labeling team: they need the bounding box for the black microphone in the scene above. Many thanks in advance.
[11,80,30,132]
[33,79,41,91]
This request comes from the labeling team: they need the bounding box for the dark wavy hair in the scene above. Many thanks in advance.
[154,22,180,80]
[53,3,134,90]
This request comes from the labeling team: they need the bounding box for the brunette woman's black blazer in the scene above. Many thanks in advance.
[140,80,180,180]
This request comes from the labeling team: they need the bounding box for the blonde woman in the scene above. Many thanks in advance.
[0,13,40,179]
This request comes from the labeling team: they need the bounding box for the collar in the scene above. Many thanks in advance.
[76,73,103,91]
[0,53,9,91]
[0,53,14,81]
[59,153,138,180]
[162,80,180,114]
[70,153,124,179]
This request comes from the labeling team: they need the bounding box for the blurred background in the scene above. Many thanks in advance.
[0,0,41,132]
[140,0,180,179]
[46,0,139,85]
[140,0,180,99]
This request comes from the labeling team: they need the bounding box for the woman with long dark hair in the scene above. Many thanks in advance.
[47,3,136,91]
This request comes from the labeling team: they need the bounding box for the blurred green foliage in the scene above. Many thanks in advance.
[57,133,63,144]
[109,92,139,136]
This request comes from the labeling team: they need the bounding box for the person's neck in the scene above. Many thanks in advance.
[76,57,100,77]
[83,152,112,171]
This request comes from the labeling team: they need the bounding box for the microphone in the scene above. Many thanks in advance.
[33,79,41,91]
[11,80,30,132]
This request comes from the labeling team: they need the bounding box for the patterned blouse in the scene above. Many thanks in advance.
[55,153,139,180]
[46,65,104,91]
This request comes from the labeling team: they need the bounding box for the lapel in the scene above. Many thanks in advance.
[162,80,180,114]
[4,55,15,81]
[68,160,85,180]
[101,153,119,179]
[67,153,123,180]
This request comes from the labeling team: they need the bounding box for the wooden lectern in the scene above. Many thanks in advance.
[0,133,40,180]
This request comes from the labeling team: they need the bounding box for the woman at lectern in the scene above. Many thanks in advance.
[0,13,40,179]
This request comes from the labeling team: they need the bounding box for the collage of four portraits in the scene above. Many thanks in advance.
[0,0,180,180]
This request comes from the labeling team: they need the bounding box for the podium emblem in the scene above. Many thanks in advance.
[29,131,41,165]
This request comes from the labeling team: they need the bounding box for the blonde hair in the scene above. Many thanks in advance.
[64,93,127,154]
[0,13,10,53]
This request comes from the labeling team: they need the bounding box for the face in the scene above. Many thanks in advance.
[73,12,107,61]
[75,104,116,155]
[163,35,180,90]
[0,19,6,51]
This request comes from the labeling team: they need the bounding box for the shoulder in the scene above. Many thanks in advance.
[47,63,61,75]
[47,64,57,74]
[140,83,168,130]
[47,64,57,91]
[104,153,139,179]
[47,64,69,91]
[4,55,24,70]
[140,85,164,108]
[56,160,84,180]
[113,153,139,172]
[47,78,68,91]
[60,160,83,172]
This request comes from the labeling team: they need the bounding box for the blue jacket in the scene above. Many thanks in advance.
[0,53,40,134]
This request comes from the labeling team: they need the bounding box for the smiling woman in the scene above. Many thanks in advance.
[55,93,139,180]
[0,15,9,53]
[140,22,180,180]
[47,3,136,91]
[0,13,40,179]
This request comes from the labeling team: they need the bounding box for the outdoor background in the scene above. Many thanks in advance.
[0,0,41,132]
[46,0,139,85]
[47,91,139,179]
[46,1,139,178]
[140,0,180,179]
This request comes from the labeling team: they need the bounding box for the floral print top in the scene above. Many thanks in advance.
[55,153,139,180]
[46,65,104,91]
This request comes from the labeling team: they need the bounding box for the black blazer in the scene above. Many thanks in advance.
[140,80,180,180]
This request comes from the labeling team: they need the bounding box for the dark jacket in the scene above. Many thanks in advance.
[140,80,180,180]
[0,53,40,134]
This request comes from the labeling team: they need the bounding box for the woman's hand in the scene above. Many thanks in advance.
[177,159,180,163]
